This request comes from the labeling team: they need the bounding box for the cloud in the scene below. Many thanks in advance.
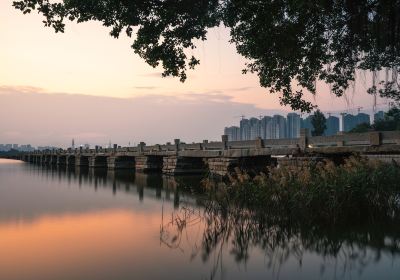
[182,91,232,102]
[228,86,254,92]
[0,85,46,95]
[133,86,159,90]
[0,85,284,147]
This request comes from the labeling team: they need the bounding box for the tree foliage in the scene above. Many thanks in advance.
[310,109,327,136]
[13,0,400,112]
[374,106,400,131]
[350,122,372,133]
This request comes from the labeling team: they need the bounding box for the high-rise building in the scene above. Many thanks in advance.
[356,113,370,126]
[301,116,313,136]
[249,117,261,140]
[343,114,357,132]
[271,115,286,139]
[224,126,240,141]
[286,113,301,138]
[260,116,272,139]
[240,118,251,140]
[343,113,370,132]
[325,116,340,136]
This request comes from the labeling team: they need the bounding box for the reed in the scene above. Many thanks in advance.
[203,157,400,225]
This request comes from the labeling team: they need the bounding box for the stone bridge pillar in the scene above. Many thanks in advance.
[299,128,309,151]
[43,155,51,165]
[107,156,135,170]
[277,156,325,168]
[66,155,76,167]
[49,155,58,165]
[221,135,228,150]
[57,155,67,165]
[135,156,163,172]
[162,156,206,175]
[89,156,108,168]
[75,155,89,167]
[207,156,275,176]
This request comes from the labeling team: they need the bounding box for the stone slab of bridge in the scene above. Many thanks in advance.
[16,130,400,176]
[75,155,89,167]
[107,156,135,170]
[88,155,108,168]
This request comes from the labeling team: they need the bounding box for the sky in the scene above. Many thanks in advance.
[0,1,391,147]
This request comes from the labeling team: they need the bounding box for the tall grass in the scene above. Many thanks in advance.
[204,157,400,225]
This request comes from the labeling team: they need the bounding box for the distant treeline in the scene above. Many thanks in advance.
[351,106,400,133]
[0,149,22,157]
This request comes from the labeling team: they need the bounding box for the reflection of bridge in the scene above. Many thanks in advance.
[17,129,400,176]
[26,164,203,208]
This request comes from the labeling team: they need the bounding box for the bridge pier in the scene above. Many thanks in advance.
[43,155,51,165]
[107,156,135,170]
[57,155,67,165]
[75,155,89,167]
[207,156,275,176]
[277,156,325,168]
[66,155,76,167]
[162,156,206,175]
[49,155,58,165]
[89,156,108,168]
[135,156,163,172]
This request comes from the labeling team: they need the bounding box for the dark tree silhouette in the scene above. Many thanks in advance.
[311,109,327,136]
[13,0,400,112]
[374,106,400,131]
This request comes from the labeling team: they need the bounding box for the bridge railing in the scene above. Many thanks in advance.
[24,130,400,157]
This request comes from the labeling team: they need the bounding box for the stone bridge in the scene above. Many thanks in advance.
[16,129,400,176]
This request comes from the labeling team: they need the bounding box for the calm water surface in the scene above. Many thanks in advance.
[0,159,399,280]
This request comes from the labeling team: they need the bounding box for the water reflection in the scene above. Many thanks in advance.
[24,162,204,207]
[160,202,400,279]
[0,159,399,280]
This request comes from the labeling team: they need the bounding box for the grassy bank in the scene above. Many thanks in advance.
[203,157,400,225]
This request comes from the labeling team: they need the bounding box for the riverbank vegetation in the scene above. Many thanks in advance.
[203,157,400,226]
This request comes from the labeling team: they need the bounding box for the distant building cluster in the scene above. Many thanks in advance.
[0,144,35,152]
[224,113,306,141]
[0,144,61,152]
[224,111,386,141]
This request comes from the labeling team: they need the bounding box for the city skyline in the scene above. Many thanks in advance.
[224,110,385,141]
[0,1,393,147]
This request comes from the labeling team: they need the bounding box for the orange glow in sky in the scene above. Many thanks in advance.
[0,1,390,146]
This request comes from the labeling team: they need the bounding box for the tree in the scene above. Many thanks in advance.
[350,122,372,133]
[373,106,400,131]
[13,0,400,112]
[310,110,327,136]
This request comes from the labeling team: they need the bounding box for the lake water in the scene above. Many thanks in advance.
[0,158,399,280]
